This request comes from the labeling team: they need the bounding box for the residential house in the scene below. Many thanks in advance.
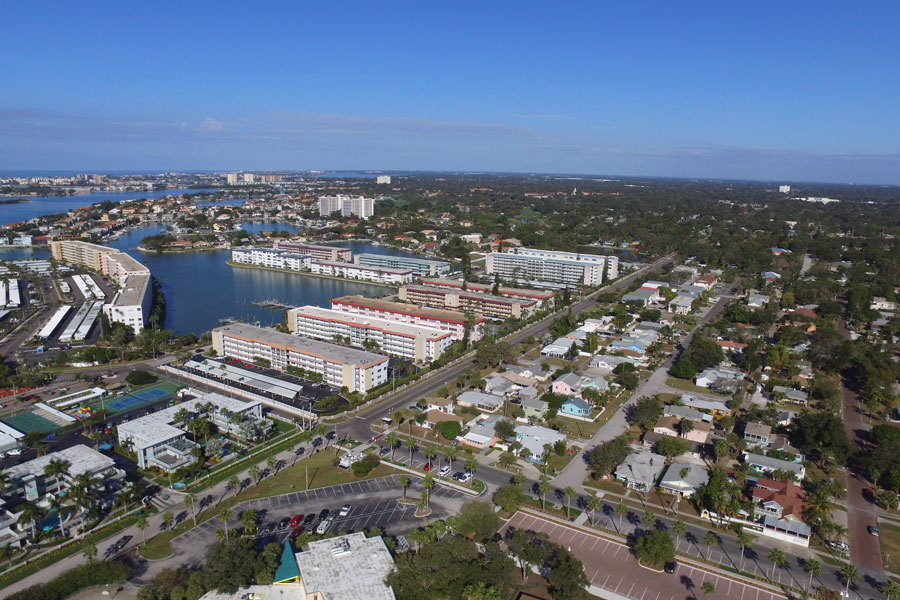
[423,410,463,431]
[763,271,781,284]
[652,416,710,444]
[695,366,744,390]
[664,404,712,423]
[693,274,717,290]
[751,478,811,547]
[517,386,539,402]
[743,422,772,446]
[669,295,694,315]
[459,414,503,449]
[747,293,770,308]
[514,425,567,464]
[456,391,504,413]
[521,396,548,420]
[771,386,809,406]
[559,397,591,418]
[743,452,805,480]
[426,397,454,414]
[484,376,517,397]
[716,340,747,353]
[552,373,583,396]
[659,462,710,499]
[871,297,896,312]
[540,337,576,358]
[615,450,666,492]
[679,395,732,416]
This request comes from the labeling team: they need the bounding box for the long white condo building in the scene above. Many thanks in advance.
[485,247,618,286]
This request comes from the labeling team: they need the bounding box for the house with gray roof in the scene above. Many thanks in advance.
[615,449,666,492]
[659,462,710,498]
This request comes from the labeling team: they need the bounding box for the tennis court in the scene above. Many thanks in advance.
[2,411,59,434]
[104,382,180,413]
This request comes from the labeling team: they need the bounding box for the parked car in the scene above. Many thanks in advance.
[303,513,315,526]
[290,526,304,539]
[262,522,275,534]
[316,518,333,535]
[869,525,880,536]
[456,472,473,483]
[278,517,290,530]
[439,465,451,476]
[290,514,303,527]
[664,562,677,574]
[318,508,330,521]
[339,504,352,517]
[422,462,434,471]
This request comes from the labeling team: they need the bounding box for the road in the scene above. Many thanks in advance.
[337,256,674,446]
[837,318,884,573]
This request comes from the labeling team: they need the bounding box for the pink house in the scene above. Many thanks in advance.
[653,416,711,445]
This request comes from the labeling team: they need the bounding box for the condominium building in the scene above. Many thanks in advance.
[331,295,484,342]
[399,284,538,320]
[420,277,556,306]
[0,445,126,546]
[485,248,618,286]
[51,240,152,334]
[274,241,352,262]
[310,260,413,284]
[212,323,388,392]
[226,173,239,185]
[231,247,312,271]
[287,305,452,363]
[318,195,375,219]
[354,253,450,277]
[117,392,267,473]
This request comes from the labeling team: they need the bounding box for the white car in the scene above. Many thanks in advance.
[458,472,473,484]
[439,465,451,477]
[339,504,352,517]
[316,518,333,535]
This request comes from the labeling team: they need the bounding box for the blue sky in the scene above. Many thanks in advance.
[1,1,899,183]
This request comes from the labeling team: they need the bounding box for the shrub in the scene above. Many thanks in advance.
[437,420,462,441]
[352,454,380,477]
[9,559,132,600]
[125,370,158,386]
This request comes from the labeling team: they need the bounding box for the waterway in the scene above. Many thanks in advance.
[0,188,221,225]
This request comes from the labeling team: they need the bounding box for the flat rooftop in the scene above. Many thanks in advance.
[332,295,486,324]
[312,259,412,275]
[5,444,115,480]
[421,277,556,299]
[215,323,388,366]
[404,284,537,306]
[295,533,396,600]
[356,252,448,267]
[291,305,450,340]
[112,272,150,307]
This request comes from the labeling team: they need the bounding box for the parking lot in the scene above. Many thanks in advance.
[150,476,472,578]
[501,512,787,600]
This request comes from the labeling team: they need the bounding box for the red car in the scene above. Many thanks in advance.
[290,526,304,539]
[290,514,303,527]
[245,363,254,369]
[422,462,434,471]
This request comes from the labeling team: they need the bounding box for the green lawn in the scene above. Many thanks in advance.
[139,450,398,559]
[879,522,900,574]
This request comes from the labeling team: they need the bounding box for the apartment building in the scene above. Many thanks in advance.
[354,253,450,277]
[310,260,413,284]
[485,247,618,286]
[331,295,484,342]
[398,284,538,319]
[51,240,152,334]
[420,277,555,306]
[212,323,388,392]
[231,247,311,271]
[274,241,352,262]
[318,194,375,219]
[0,445,126,546]
[117,392,266,472]
[287,305,452,362]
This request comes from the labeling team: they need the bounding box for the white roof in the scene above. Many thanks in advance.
[295,533,396,600]
[6,444,115,481]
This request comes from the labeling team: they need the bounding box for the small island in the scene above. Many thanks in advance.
[0,198,28,205]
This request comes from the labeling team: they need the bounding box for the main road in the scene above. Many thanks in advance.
[335,256,674,445]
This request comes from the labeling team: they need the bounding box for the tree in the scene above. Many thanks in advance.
[465,456,478,478]
[563,486,576,518]
[445,444,459,470]
[494,484,527,514]
[700,581,716,597]
[546,544,589,600]
[704,531,717,560]
[615,502,628,533]
[437,420,461,441]
[643,510,657,529]
[17,501,43,539]
[840,563,859,598]
[881,580,900,600]
[586,494,601,526]
[670,358,696,380]
[657,436,690,460]
[493,418,516,441]
[672,520,686,551]
[398,474,409,499]
[538,477,551,510]
[386,432,399,461]
[266,455,277,475]
[125,370,158,386]
[683,336,724,371]
[463,581,502,600]
[422,474,435,508]
[136,515,149,545]
[633,529,674,569]
[736,530,752,572]
[804,559,821,594]
[82,542,98,563]
[405,437,417,465]
[499,452,517,469]
[44,458,70,500]
[202,537,260,593]
[632,396,663,430]
[228,474,240,498]
[791,411,851,465]
[586,436,631,478]
[185,493,197,527]
[679,418,694,438]
[768,548,786,579]
[220,507,232,538]
[249,465,261,485]
[507,529,550,584]
[456,501,501,543]
[162,510,174,531]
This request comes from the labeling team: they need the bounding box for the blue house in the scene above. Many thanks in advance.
[560,397,591,417]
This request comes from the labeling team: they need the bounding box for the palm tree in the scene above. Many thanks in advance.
[423,474,435,508]
[615,503,628,533]
[840,563,859,598]
[44,458,70,497]
[704,531,717,561]
[465,457,478,479]
[586,495,601,526]
[404,438,417,465]
[444,445,458,470]
[803,559,821,594]
[83,543,97,563]
[513,472,526,487]
[643,510,657,529]
[216,528,226,542]
[228,474,240,498]
[672,520,686,551]
[499,452,516,469]
[398,475,409,499]
[423,445,437,468]
[249,465,261,486]
[736,530,752,573]
[220,507,232,538]
[136,515,149,545]
[386,432,399,461]
[17,501,42,539]
[162,510,174,530]
[563,486,575,518]
[241,508,258,536]
[767,548,786,579]
[881,580,900,600]
[266,455,277,476]
[0,470,10,495]
[185,493,197,526]
[700,581,715,597]
[538,478,550,510]
[48,495,67,538]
